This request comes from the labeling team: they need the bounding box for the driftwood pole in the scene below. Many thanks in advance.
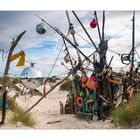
[99,11,107,68]
[25,73,71,113]
[94,11,102,42]
[130,11,135,84]
[72,11,98,53]
[0,31,26,125]
[24,51,93,113]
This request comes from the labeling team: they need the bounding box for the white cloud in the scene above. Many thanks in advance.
[1,11,140,77]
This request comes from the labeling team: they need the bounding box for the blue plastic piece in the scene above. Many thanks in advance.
[0,99,9,110]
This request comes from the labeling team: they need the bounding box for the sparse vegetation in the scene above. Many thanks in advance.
[9,107,36,127]
[0,96,36,127]
[111,95,140,128]
[0,77,21,92]
[12,77,22,84]
[46,77,60,83]
[60,79,72,91]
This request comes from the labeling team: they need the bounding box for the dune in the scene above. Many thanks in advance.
[0,84,112,129]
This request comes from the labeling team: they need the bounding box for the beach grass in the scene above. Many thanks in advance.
[7,97,36,127]
[111,94,140,128]
[9,108,36,127]
[59,79,72,91]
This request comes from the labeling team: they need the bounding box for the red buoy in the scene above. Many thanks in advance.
[90,19,97,28]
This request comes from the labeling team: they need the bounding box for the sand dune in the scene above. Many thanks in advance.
[0,84,112,129]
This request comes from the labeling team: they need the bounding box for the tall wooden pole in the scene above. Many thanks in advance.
[94,11,102,42]
[99,11,107,69]
[0,31,26,125]
[102,11,105,41]
[72,11,99,53]
[130,11,135,84]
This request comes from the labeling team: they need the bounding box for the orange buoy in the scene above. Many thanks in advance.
[77,97,82,107]
[81,76,88,88]
[82,83,87,88]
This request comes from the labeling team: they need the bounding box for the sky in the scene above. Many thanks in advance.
[1,11,140,77]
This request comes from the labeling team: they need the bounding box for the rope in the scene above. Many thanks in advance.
[43,42,65,95]
[75,31,94,46]
[108,49,121,56]
[135,42,140,49]
[76,30,120,62]
[135,49,140,60]
[47,44,64,77]
[76,31,122,66]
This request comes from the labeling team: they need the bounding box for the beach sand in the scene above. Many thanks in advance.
[0,84,113,129]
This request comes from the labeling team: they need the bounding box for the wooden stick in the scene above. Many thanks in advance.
[0,31,26,125]
[102,11,105,41]
[86,98,96,104]
[94,11,102,42]
[108,79,121,85]
[72,11,98,53]
[25,73,71,113]
[99,95,109,104]
[47,120,61,124]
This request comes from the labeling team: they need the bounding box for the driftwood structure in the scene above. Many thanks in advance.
[0,11,140,125]
[26,11,139,121]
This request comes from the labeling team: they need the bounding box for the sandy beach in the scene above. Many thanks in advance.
[0,84,113,129]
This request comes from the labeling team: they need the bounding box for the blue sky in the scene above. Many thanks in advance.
[1,11,140,77]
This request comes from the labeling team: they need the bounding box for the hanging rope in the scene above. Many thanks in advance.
[135,49,140,60]
[47,44,64,77]
[108,49,121,56]
[43,40,68,95]
[75,31,94,46]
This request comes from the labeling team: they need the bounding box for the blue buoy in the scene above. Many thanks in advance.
[0,99,9,110]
